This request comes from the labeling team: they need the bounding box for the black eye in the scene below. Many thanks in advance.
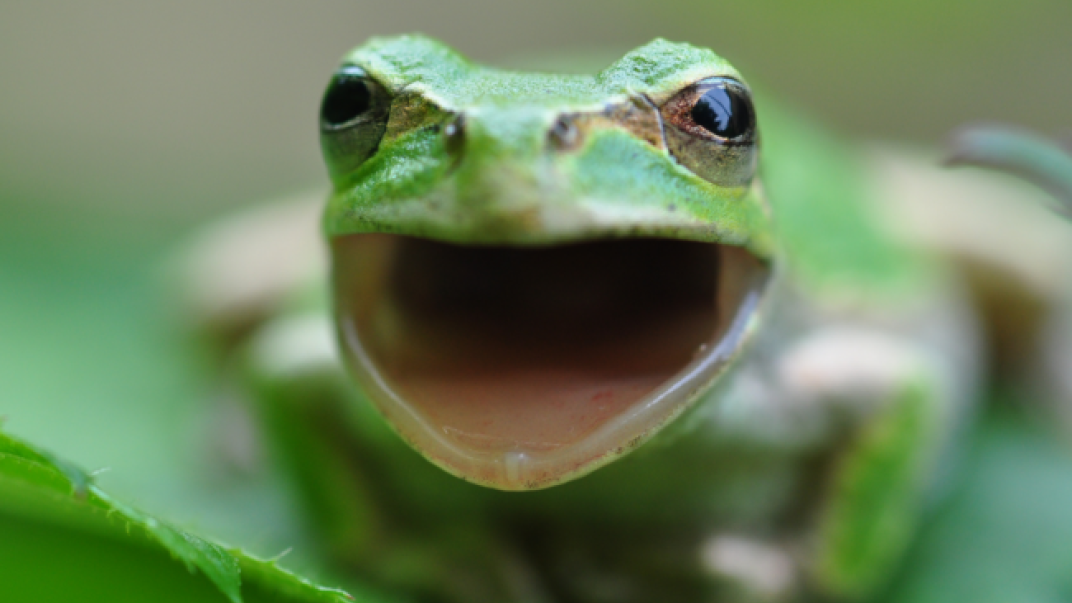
[690,82,754,140]
[321,66,373,129]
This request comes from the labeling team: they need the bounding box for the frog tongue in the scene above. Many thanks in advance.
[333,234,766,490]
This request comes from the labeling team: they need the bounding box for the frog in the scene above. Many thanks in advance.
[182,35,983,603]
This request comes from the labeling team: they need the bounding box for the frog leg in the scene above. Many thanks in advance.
[775,327,950,599]
[244,313,553,603]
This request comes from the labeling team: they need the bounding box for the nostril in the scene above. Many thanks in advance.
[443,114,466,156]
[548,116,580,151]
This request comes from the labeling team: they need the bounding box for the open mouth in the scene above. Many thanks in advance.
[332,234,769,490]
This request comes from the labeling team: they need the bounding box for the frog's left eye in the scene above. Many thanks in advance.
[320,66,391,180]
[660,77,757,188]
[691,82,754,140]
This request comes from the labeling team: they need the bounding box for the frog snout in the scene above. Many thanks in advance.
[440,110,583,162]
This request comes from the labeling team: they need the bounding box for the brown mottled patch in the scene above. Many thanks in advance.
[384,92,451,141]
[565,96,666,152]
[661,84,711,140]
[602,96,666,149]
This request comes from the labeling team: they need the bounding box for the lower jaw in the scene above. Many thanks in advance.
[332,234,769,490]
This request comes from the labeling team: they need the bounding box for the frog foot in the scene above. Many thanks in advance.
[332,233,769,490]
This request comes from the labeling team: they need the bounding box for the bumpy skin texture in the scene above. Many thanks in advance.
[324,36,774,256]
[238,36,973,603]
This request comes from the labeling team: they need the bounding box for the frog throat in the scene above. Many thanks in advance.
[333,234,769,490]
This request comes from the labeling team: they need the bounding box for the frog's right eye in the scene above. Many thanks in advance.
[321,66,386,129]
[319,66,390,179]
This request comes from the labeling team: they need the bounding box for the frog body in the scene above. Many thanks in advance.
[187,35,981,603]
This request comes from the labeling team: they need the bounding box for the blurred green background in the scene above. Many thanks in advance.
[1,1,1071,601]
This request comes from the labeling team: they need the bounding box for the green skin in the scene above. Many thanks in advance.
[246,35,968,603]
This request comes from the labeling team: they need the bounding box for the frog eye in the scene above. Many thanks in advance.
[691,81,754,140]
[321,66,381,129]
[319,66,391,179]
[660,77,757,187]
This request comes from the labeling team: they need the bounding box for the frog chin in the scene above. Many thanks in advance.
[332,233,769,491]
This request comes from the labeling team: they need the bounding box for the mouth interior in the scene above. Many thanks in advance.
[333,234,766,488]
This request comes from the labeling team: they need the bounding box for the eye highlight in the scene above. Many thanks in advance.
[659,77,757,188]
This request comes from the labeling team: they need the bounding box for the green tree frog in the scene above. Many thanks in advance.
[188,35,984,603]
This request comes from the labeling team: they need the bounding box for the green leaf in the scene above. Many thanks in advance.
[882,410,1072,603]
[0,428,359,603]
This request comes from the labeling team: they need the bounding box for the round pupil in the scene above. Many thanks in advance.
[690,84,753,139]
[321,68,371,126]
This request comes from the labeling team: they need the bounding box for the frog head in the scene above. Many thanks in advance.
[322,35,774,490]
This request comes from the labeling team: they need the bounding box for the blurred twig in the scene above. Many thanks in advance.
[946,127,1072,217]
